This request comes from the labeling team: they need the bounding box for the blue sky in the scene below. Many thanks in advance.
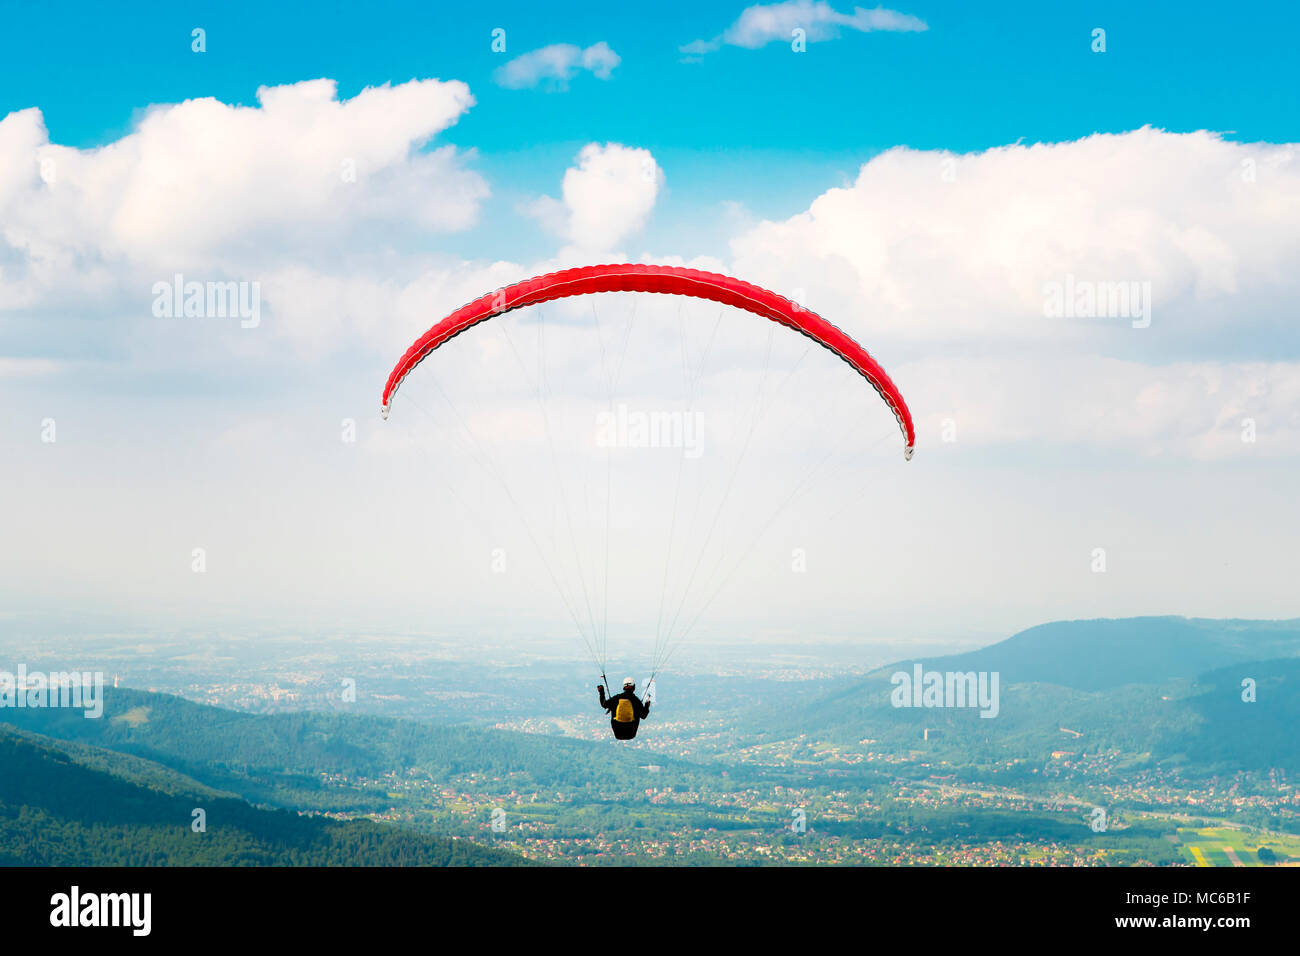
[8,2,1299,149]
[4,0,1297,248]
[2,1,1298,643]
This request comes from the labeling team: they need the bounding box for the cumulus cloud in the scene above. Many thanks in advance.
[722,127,1300,458]
[0,78,485,292]
[729,128,1300,355]
[683,1,927,54]
[524,143,662,253]
[0,76,489,372]
[494,42,621,90]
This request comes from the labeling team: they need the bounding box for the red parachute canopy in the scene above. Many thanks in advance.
[381,264,915,459]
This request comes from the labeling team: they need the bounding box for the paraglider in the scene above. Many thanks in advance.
[381,264,915,739]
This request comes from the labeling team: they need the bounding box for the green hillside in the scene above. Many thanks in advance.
[1153,658,1300,771]
[0,725,520,865]
[758,618,1300,775]
[0,686,731,811]
[880,617,1300,692]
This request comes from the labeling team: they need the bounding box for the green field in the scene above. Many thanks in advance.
[1177,826,1300,866]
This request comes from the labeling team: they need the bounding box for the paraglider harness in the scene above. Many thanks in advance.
[600,674,651,740]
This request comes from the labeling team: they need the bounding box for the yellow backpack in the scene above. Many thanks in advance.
[614,698,635,722]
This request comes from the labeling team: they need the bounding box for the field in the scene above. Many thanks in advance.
[1177,827,1300,866]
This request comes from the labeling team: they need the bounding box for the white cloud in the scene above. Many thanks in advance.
[0,77,485,292]
[0,77,489,371]
[904,355,1300,459]
[725,127,1300,458]
[729,128,1300,353]
[683,1,927,54]
[524,143,662,253]
[494,42,621,90]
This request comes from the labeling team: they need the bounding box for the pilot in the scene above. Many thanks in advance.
[597,677,650,740]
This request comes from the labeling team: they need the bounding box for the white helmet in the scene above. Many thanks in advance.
[622,677,636,688]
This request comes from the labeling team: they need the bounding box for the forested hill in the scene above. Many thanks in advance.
[0,686,719,811]
[878,616,1300,691]
[0,725,520,866]
[767,617,1300,774]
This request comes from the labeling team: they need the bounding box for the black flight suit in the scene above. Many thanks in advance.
[599,686,650,740]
